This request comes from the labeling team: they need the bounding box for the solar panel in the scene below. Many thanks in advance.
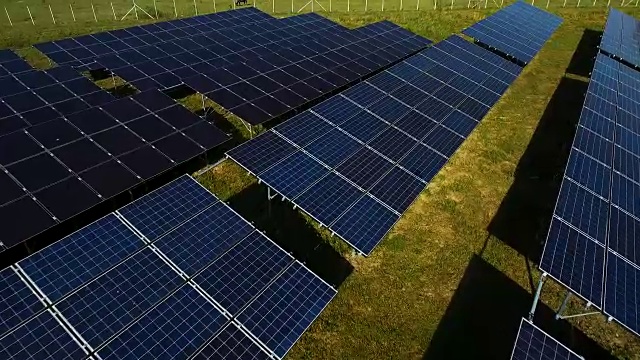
[235,261,336,359]
[228,35,523,255]
[0,89,230,252]
[600,8,640,69]
[0,50,33,77]
[539,53,640,337]
[35,8,275,70]
[462,1,562,64]
[0,175,336,358]
[510,318,583,360]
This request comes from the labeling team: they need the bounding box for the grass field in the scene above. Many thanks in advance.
[2,3,640,359]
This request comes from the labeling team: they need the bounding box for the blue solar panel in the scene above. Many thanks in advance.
[0,268,42,336]
[152,201,254,276]
[540,52,640,337]
[0,311,85,359]
[118,175,217,241]
[462,1,562,64]
[195,231,293,315]
[192,323,271,360]
[97,285,227,360]
[229,35,524,255]
[260,151,329,199]
[293,172,364,226]
[511,318,583,360]
[600,8,640,68]
[236,261,336,359]
[19,214,144,302]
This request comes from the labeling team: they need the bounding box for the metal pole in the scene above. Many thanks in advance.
[607,0,611,5]
[365,0,367,11]
[312,0,314,11]
[417,0,420,9]
[213,0,217,12]
[382,0,384,10]
[92,3,98,22]
[26,6,34,25]
[154,0,158,18]
[194,0,198,15]
[546,0,550,7]
[348,0,350,10]
[330,0,332,11]
[563,0,567,7]
[273,0,276,12]
[173,0,178,17]
[451,0,454,9]
[576,0,580,6]
[528,273,547,321]
[484,0,487,7]
[292,0,294,12]
[555,291,572,320]
[133,0,138,19]
[501,0,504,6]
[111,2,117,19]
[434,0,437,9]
[69,4,76,21]
[49,5,55,24]
[401,0,403,9]
[4,7,12,26]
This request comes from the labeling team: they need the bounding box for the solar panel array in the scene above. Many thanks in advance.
[510,318,583,360]
[34,7,274,70]
[0,88,229,252]
[0,175,336,359]
[183,20,432,125]
[228,35,524,255]
[462,1,562,64]
[600,8,640,69]
[102,13,348,92]
[0,50,34,77]
[540,53,640,336]
[0,66,115,136]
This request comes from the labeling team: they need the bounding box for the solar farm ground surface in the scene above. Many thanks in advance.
[3,6,640,360]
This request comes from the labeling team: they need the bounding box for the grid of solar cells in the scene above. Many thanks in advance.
[600,8,640,69]
[104,13,351,93]
[0,311,86,359]
[0,89,229,252]
[0,66,115,136]
[510,318,583,360]
[0,175,336,359]
[0,50,33,77]
[462,1,562,64]
[35,8,274,70]
[184,21,432,125]
[192,323,271,360]
[235,261,336,359]
[228,35,522,255]
[540,53,640,337]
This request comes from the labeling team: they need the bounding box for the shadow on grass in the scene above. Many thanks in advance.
[485,75,585,263]
[565,29,602,78]
[225,182,353,288]
[422,255,616,360]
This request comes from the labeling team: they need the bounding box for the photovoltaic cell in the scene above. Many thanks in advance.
[19,214,143,302]
[0,268,42,336]
[192,323,271,360]
[236,262,336,359]
[510,318,583,360]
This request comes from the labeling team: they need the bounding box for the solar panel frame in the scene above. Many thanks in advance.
[510,318,584,360]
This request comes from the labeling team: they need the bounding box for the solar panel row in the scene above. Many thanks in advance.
[540,53,640,336]
[184,21,432,125]
[0,175,336,359]
[35,7,274,70]
[462,1,562,64]
[0,66,115,136]
[600,8,640,69]
[0,89,229,251]
[0,50,34,77]
[228,35,523,255]
[102,13,348,92]
[510,318,583,360]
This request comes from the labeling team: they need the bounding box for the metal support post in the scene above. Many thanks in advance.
[555,291,571,320]
[27,6,35,25]
[4,7,12,26]
[111,2,117,19]
[528,273,547,321]
[194,0,198,15]
[91,2,98,21]
[154,0,158,18]
[49,5,56,24]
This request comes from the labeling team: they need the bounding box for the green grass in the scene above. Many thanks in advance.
[2,4,640,359]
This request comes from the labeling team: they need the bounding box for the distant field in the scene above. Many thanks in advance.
[2,4,640,360]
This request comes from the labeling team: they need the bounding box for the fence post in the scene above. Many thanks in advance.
[273,0,275,12]
[434,0,437,9]
[194,0,198,15]
[153,0,158,18]
[484,0,487,8]
[91,3,98,22]
[4,7,12,26]
[26,6,35,25]
[576,0,580,6]
[348,0,350,11]
[417,0,420,9]
[400,0,403,9]
[546,0,550,8]
[365,0,368,10]
[213,0,217,12]
[69,4,76,21]
[173,0,178,17]
[111,2,117,20]
[451,0,454,9]
[330,0,332,11]
[382,0,384,10]
[291,0,294,12]
[49,5,56,24]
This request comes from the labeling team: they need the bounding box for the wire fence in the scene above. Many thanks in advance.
[0,0,634,27]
